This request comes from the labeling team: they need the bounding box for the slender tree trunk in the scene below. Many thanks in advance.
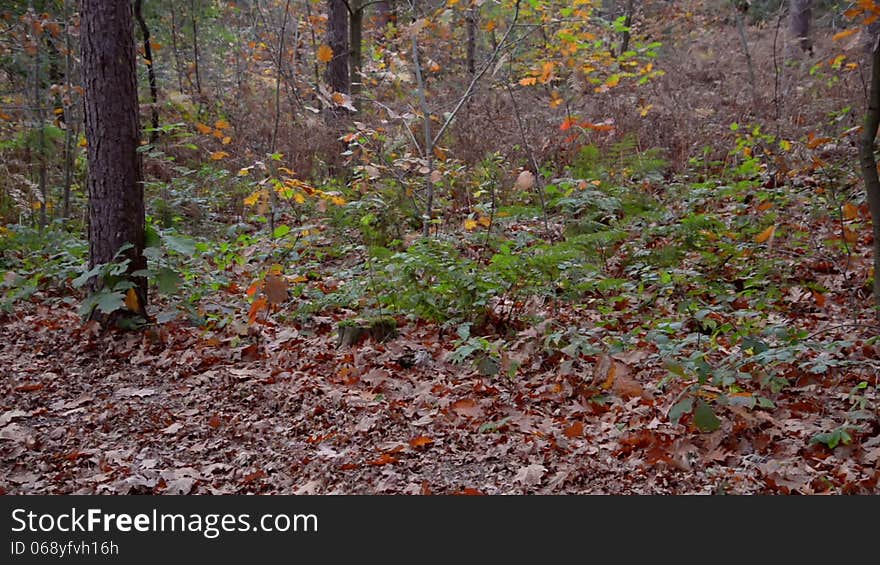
[169,1,186,92]
[82,0,148,320]
[191,0,202,94]
[325,0,349,94]
[134,0,160,143]
[790,0,813,55]
[268,0,292,238]
[860,40,880,316]
[27,9,48,227]
[465,6,477,76]
[62,11,75,219]
[618,0,634,56]
[411,26,433,236]
[350,2,363,100]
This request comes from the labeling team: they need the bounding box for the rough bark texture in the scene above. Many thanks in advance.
[789,0,812,55]
[860,40,880,316]
[325,0,349,94]
[81,0,147,316]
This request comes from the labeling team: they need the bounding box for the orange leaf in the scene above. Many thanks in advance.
[317,44,334,63]
[519,76,537,86]
[214,119,230,130]
[124,288,140,312]
[754,225,776,244]
[209,151,230,160]
[843,202,859,220]
[409,436,433,448]
[832,29,858,41]
[756,201,773,212]
[195,122,213,135]
[367,453,398,466]
[208,414,222,428]
[248,296,268,324]
[538,61,555,84]
[811,290,826,307]
[563,421,584,438]
[15,383,44,392]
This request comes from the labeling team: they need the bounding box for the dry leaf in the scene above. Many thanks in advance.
[514,170,535,191]
[264,274,288,305]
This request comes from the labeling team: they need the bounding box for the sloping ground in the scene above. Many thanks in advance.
[2,302,878,495]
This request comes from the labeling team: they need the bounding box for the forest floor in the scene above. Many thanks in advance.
[2,296,879,495]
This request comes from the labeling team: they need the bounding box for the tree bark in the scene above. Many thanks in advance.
[82,0,148,319]
[350,2,363,99]
[325,0,349,94]
[789,0,813,55]
[860,40,880,316]
[465,6,477,76]
[134,0,160,143]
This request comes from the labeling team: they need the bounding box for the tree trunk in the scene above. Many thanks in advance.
[191,0,202,94]
[789,0,813,55]
[350,2,363,100]
[134,0,160,143]
[82,0,148,319]
[860,40,880,316]
[325,0,349,94]
[465,6,477,76]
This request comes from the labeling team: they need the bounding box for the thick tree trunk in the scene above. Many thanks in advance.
[82,0,148,318]
[134,0,160,143]
[860,40,880,316]
[325,0,349,94]
[789,0,813,55]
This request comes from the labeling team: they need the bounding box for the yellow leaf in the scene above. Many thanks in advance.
[78,136,88,147]
[477,216,491,227]
[447,0,460,5]
[605,74,620,88]
[317,44,334,63]
[209,151,230,160]
[214,119,230,130]
[549,91,563,109]
[638,104,653,117]
[779,139,791,151]
[195,122,213,135]
[519,77,537,86]
[832,29,857,41]
[244,189,266,206]
[222,136,232,145]
[238,168,251,176]
[125,288,140,312]
[293,192,305,204]
[330,195,346,206]
[843,202,859,220]
[464,218,478,231]
[754,225,776,244]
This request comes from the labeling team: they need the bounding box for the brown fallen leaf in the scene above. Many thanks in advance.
[563,421,584,438]
[451,398,483,419]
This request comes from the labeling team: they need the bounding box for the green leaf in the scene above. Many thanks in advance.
[693,399,721,432]
[273,224,291,238]
[145,225,161,247]
[163,234,196,256]
[668,397,693,425]
[156,267,181,294]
